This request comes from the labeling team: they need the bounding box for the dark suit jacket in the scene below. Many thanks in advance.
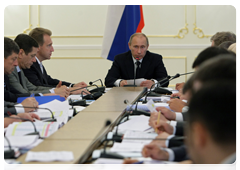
[171,145,189,161]
[4,74,31,102]
[22,61,72,87]
[175,121,185,136]
[104,51,168,87]
[4,101,17,117]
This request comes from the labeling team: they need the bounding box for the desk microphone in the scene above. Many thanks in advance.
[142,72,191,103]
[4,136,15,159]
[124,57,140,87]
[7,104,56,122]
[153,72,195,94]
[89,79,106,93]
[81,90,102,100]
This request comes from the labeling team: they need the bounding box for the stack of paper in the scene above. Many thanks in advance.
[4,135,43,150]
[5,121,59,138]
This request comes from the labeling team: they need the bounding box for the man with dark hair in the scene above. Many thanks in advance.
[23,27,88,93]
[7,34,70,98]
[210,31,236,46]
[142,56,236,163]
[4,37,40,119]
[192,46,235,69]
[186,80,236,164]
[218,41,234,50]
[104,33,168,88]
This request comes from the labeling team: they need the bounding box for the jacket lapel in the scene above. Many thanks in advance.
[139,51,151,78]
[124,52,135,79]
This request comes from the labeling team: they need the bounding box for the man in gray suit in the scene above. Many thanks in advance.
[7,34,70,98]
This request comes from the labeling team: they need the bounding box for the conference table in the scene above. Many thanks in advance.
[16,87,146,164]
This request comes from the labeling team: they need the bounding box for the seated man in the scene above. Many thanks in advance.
[23,27,88,90]
[7,34,70,99]
[104,33,168,89]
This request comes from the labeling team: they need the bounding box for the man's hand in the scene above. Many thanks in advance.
[17,113,40,121]
[151,132,170,148]
[69,87,90,95]
[120,80,128,87]
[170,92,182,98]
[73,81,88,88]
[156,107,176,120]
[175,82,185,91]
[54,85,70,99]
[4,115,22,128]
[155,121,174,135]
[21,97,39,112]
[167,99,187,112]
[142,143,169,160]
[56,81,62,88]
[149,111,167,128]
[140,80,154,89]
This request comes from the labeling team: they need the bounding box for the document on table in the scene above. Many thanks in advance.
[110,142,145,152]
[122,130,158,144]
[5,121,59,138]
[37,99,70,113]
[117,115,151,132]
[126,78,146,86]
[126,102,169,112]
[4,135,42,149]
[25,151,74,162]
[94,157,177,164]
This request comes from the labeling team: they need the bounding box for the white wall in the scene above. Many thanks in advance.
[4,5,236,87]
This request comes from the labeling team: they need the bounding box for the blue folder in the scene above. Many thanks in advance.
[17,95,65,105]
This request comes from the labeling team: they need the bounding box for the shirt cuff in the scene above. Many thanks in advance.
[49,88,55,93]
[172,125,176,135]
[169,120,177,127]
[15,104,25,113]
[161,148,175,161]
[165,134,174,147]
[175,112,184,121]
[114,79,122,87]
[182,106,189,113]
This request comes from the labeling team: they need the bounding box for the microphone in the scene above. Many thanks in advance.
[70,85,92,93]
[7,104,57,122]
[124,57,140,87]
[82,89,102,100]
[89,79,105,93]
[5,116,40,136]
[4,136,15,159]
[154,71,195,94]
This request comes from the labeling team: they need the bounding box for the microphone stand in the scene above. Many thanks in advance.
[8,105,57,122]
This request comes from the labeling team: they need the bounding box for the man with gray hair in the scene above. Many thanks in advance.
[105,33,168,88]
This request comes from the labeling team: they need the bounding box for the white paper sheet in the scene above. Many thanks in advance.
[25,151,74,162]
[126,78,146,86]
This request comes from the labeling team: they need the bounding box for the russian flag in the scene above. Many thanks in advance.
[101,5,145,61]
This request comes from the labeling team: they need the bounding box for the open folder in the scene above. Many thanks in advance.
[17,95,65,105]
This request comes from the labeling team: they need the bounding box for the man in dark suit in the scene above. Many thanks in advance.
[23,27,88,92]
[186,80,235,164]
[104,33,168,89]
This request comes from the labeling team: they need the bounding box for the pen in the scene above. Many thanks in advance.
[30,93,35,97]
[132,161,144,164]
[155,111,161,133]
[170,96,180,99]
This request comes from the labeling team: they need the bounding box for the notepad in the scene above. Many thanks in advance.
[25,151,74,162]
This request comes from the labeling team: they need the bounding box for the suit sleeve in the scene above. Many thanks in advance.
[4,101,17,116]
[175,121,185,136]
[104,55,122,87]
[171,145,189,161]
[22,66,54,87]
